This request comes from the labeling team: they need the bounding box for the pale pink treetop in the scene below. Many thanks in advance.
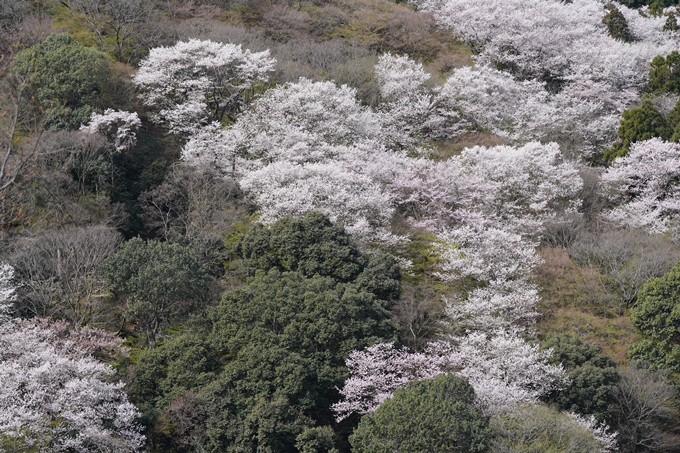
[134,39,276,134]
[332,330,565,420]
[602,138,680,233]
[0,264,144,452]
[80,109,141,153]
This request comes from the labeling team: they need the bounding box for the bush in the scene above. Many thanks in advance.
[349,374,489,453]
[629,261,680,373]
[604,99,671,161]
[541,334,619,424]
[101,237,211,346]
[11,34,110,130]
[489,404,613,453]
[648,51,680,93]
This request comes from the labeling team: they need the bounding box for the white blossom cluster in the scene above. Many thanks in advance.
[0,265,145,452]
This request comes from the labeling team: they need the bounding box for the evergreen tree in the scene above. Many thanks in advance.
[349,374,489,453]
[603,4,634,43]
[11,34,111,130]
[629,261,680,374]
[648,51,680,93]
[604,99,671,161]
[541,335,619,424]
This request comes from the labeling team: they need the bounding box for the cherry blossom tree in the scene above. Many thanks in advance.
[0,265,145,453]
[435,226,542,331]
[373,53,465,146]
[79,109,142,186]
[240,161,399,246]
[181,78,384,174]
[0,263,17,315]
[436,226,541,283]
[332,331,565,420]
[80,109,141,153]
[133,39,276,134]
[181,79,400,245]
[602,137,680,233]
[454,142,583,231]
[416,0,678,94]
[439,65,619,154]
[342,140,583,232]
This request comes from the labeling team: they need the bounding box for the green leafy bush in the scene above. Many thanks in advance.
[629,261,680,373]
[541,334,619,423]
[349,374,489,453]
[648,51,680,93]
[11,34,110,130]
[101,237,211,346]
[604,99,671,161]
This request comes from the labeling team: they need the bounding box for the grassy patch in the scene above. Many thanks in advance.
[535,246,639,364]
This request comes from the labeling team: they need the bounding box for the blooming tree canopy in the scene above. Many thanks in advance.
[80,109,141,153]
[416,0,678,93]
[133,39,276,134]
[602,138,680,233]
[0,265,145,452]
[332,331,565,420]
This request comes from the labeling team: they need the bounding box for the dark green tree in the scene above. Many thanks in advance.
[235,212,367,282]
[629,261,680,373]
[210,269,397,390]
[131,214,400,453]
[603,4,634,43]
[604,99,671,161]
[541,334,619,424]
[349,374,489,453]
[648,51,680,93]
[199,344,320,453]
[11,34,111,130]
[235,212,401,300]
[297,426,339,453]
[101,237,211,346]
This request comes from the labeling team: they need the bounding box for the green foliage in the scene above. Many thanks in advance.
[211,269,397,386]
[297,426,339,453]
[602,4,634,43]
[663,12,679,32]
[604,99,671,161]
[541,334,619,423]
[618,0,679,8]
[234,212,401,300]
[648,51,680,93]
[489,404,607,453]
[235,212,366,282]
[101,237,211,346]
[199,344,319,453]
[11,34,111,130]
[629,261,680,373]
[131,215,399,453]
[132,333,219,417]
[349,374,489,453]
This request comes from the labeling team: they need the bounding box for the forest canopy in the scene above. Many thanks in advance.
[1,0,680,451]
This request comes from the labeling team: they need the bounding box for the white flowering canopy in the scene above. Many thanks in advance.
[134,39,276,134]
[0,265,145,452]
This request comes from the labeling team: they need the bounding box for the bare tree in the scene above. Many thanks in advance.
[140,164,247,274]
[569,229,680,312]
[8,225,122,325]
[390,283,444,350]
[613,364,680,453]
[66,0,151,63]
[0,74,42,192]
